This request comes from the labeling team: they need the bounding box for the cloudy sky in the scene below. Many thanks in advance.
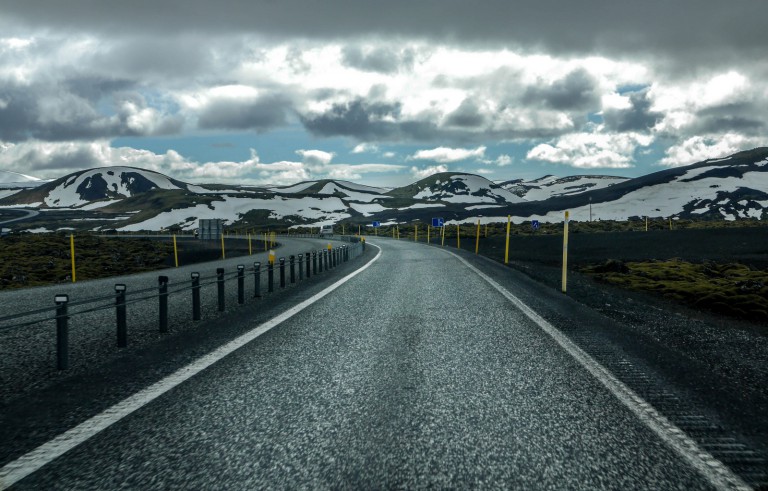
[0,1,766,186]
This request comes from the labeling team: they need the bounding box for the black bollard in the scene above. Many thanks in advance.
[217,268,225,311]
[159,276,169,333]
[268,262,274,292]
[289,255,296,284]
[253,262,261,297]
[306,252,311,278]
[298,254,304,280]
[237,265,245,304]
[313,251,317,275]
[279,258,286,288]
[191,272,201,320]
[55,294,69,370]
[116,284,127,346]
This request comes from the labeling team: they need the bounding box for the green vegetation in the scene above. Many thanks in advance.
[581,259,768,323]
[0,234,173,290]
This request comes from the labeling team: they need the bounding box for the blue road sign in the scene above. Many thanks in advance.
[432,217,444,227]
[372,221,381,227]
[531,220,540,230]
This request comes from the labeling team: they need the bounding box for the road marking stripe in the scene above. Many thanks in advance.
[446,250,751,491]
[0,246,382,490]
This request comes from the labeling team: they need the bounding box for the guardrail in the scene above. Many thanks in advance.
[0,242,364,371]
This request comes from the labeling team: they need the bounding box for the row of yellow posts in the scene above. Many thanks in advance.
[389,213,572,294]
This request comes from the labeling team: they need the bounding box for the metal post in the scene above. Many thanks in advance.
[191,272,201,320]
[237,265,245,304]
[116,284,127,346]
[289,255,296,284]
[279,258,286,288]
[253,262,261,297]
[313,251,318,274]
[55,294,69,370]
[268,262,274,292]
[306,252,311,278]
[158,275,169,333]
[217,268,225,311]
[298,254,304,280]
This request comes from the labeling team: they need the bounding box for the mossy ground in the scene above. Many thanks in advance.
[0,234,174,289]
[581,259,768,323]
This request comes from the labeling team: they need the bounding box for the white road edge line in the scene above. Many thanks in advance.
[0,245,383,490]
[445,250,751,491]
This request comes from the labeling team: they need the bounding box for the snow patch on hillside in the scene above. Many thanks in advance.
[119,196,351,231]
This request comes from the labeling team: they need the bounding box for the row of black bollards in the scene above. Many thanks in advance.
[53,244,357,370]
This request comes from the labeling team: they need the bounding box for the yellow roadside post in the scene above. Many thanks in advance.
[441,225,445,247]
[392,227,395,239]
[415,224,418,242]
[264,232,268,251]
[221,233,226,260]
[70,234,76,282]
[456,224,460,249]
[248,233,252,255]
[427,225,430,244]
[562,211,570,293]
[475,220,480,254]
[358,225,361,236]
[484,223,488,238]
[669,217,672,230]
[173,234,179,267]
[504,215,511,264]
[645,216,648,232]
[397,226,400,240]
[268,249,276,266]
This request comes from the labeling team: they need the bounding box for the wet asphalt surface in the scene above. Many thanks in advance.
[4,239,716,489]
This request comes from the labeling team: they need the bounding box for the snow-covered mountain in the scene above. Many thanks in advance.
[1,148,767,231]
[390,173,525,205]
[499,175,628,201]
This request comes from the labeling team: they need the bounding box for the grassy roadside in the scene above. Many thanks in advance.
[580,259,768,323]
[402,220,768,325]
[0,234,265,290]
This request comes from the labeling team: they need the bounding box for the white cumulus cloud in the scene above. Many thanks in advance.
[659,134,763,167]
[410,146,486,163]
[527,131,653,168]
[411,164,448,179]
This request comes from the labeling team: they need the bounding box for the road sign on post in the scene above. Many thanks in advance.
[532,220,540,231]
[372,221,381,227]
[432,218,444,227]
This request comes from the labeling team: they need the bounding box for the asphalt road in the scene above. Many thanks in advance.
[1,239,740,489]
[0,209,38,227]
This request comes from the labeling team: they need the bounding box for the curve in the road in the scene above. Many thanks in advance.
[0,208,38,227]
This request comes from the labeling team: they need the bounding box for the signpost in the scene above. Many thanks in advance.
[432,217,444,227]
[531,220,540,231]
[372,221,380,236]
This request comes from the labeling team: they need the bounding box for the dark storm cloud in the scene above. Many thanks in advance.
[197,94,292,131]
[603,90,662,132]
[341,46,414,74]
[691,104,766,136]
[3,1,765,65]
[0,80,182,142]
[301,97,569,143]
[301,99,408,140]
[90,37,211,80]
[15,144,102,171]
[523,69,600,111]
[445,98,486,128]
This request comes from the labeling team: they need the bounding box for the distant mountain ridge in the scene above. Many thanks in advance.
[0,148,766,231]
